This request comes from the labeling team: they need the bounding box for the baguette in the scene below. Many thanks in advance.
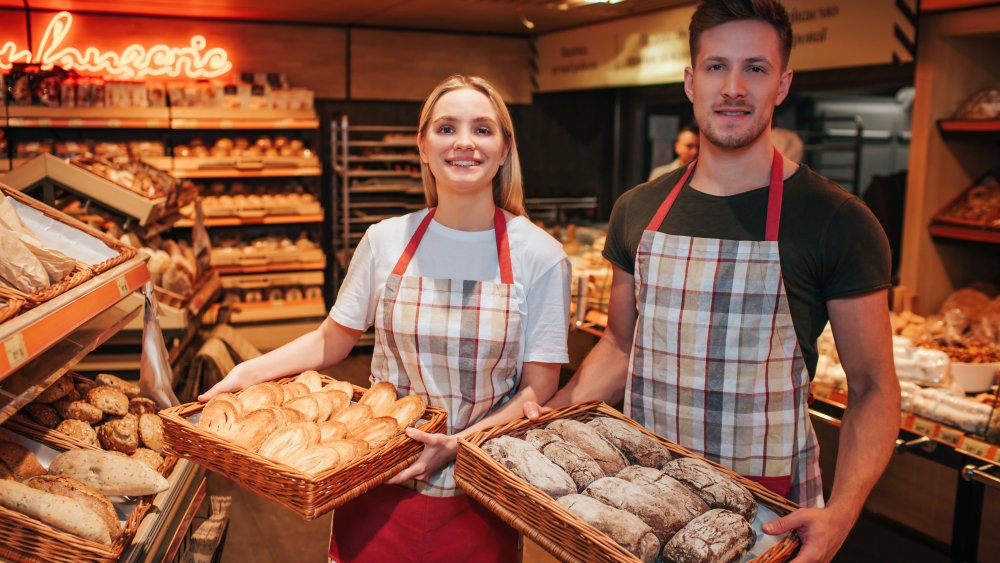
[0,479,112,545]
[48,449,168,497]
[25,475,122,540]
[0,439,46,480]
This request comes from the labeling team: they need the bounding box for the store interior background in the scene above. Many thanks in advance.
[1,0,997,562]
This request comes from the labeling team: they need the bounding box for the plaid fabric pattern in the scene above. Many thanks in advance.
[372,273,522,497]
[625,229,824,507]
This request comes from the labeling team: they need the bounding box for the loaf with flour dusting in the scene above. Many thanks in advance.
[583,476,691,544]
[557,494,660,563]
[615,465,709,523]
[524,429,604,491]
[481,435,575,498]
[587,417,672,468]
[660,458,757,522]
[660,508,756,563]
[545,419,628,475]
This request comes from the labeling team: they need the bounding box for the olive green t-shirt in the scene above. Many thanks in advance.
[603,164,891,378]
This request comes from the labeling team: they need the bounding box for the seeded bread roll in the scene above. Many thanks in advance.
[546,419,628,475]
[482,436,575,498]
[587,417,672,468]
[0,439,46,480]
[584,477,692,544]
[660,509,756,563]
[35,374,75,404]
[616,465,709,523]
[557,494,660,563]
[24,404,61,429]
[74,378,98,399]
[56,419,100,448]
[25,475,122,540]
[131,448,164,471]
[0,480,112,545]
[128,397,157,416]
[525,429,604,492]
[97,415,139,454]
[87,386,129,417]
[95,373,140,399]
[48,449,168,497]
[138,413,165,453]
[54,399,103,424]
[661,458,758,522]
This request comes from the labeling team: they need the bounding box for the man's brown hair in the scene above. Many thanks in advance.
[689,0,793,68]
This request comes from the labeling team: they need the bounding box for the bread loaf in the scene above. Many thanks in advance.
[525,429,604,492]
[583,477,692,544]
[0,480,112,545]
[616,465,708,523]
[24,404,61,428]
[482,436,575,498]
[35,374,74,404]
[25,475,122,540]
[48,449,169,497]
[660,509,756,563]
[0,439,46,480]
[557,494,660,563]
[546,419,628,475]
[587,417,672,468]
[661,458,757,522]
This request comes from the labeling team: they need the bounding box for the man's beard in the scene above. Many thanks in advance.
[698,106,770,149]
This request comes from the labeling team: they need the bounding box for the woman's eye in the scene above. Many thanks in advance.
[438,125,454,134]
[475,126,492,135]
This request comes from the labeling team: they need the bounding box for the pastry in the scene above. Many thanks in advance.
[318,420,348,442]
[138,413,165,453]
[257,423,320,461]
[348,417,401,447]
[359,382,397,417]
[280,446,340,475]
[281,382,310,403]
[232,408,280,451]
[199,396,241,440]
[294,370,324,392]
[56,419,100,448]
[386,395,426,429]
[87,386,129,417]
[238,382,283,411]
[284,395,320,422]
[319,438,369,464]
[323,379,356,401]
[330,404,373,433]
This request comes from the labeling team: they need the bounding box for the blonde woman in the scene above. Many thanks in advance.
[201,75,571,561]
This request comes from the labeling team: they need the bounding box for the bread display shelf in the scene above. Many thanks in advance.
[210,247,324,267]
[0,257,148,381]
[212,261,326,276]
[203,297,327,324]
[221,270,324,290]
[119,458,206,563]
[928,223,1000,244]
[454,402,800,563]
[348,140,418,148]
[1,154,171,226]
[5,106,170,129]
[174,213,323,227]
[937,119,1000,139]
[159,377,447,520]
[338,155,421,163]
[170,107,318,128]
[170,167,322,179]
[333,166,421,179]
[170,155,320,172]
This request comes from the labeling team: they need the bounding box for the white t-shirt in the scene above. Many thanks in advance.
[331,208,571,366]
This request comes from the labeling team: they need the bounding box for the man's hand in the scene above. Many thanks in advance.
[386,428,458,484]
[522,401,553,420]
[763,507,854,563]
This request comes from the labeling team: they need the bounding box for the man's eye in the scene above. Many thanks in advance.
[749,65,766,73]
[708,64,724,71]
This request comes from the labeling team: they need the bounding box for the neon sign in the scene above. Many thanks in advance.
[0,11,233,79]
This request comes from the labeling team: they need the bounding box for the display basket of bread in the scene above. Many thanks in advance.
[0,430,170,563]
[931,173,1000,230]
[4,372,177,477]
[0,184,136,305]
[0,287,25,324]
[454,402,801,563]
[159,371,447,519]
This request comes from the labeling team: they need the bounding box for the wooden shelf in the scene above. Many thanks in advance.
[937,119,1000,139]
[6,106,170,128]
[348,140,418,148]
[928,223,1000,244]
[0,256,148,384]
[171,167,322,179]
[204,297,326,324]
[174,213,323,227]
[338,155,421,163]
[335,166,419,179]
[214,261,326,275]
[348,125,418,133]
[170,108,319,130]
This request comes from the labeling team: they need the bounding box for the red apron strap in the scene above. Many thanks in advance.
[390,208,437,277]
[493,207,514,285]
[765,148,784,242]
[646,161,696,231]
[390,207,515,284]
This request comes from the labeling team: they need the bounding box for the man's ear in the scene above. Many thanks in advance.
[683,67,695,103]
[776,68,794,106]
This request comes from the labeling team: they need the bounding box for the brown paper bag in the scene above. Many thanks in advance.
[0,195,77,284]
[0,224,49,293]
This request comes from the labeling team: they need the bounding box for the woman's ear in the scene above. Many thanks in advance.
[418,132,428,164]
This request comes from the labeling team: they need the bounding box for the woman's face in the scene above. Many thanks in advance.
[419,88,509,198]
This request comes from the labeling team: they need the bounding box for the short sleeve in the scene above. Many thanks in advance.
[821,198,892,300]
[329,233,377,330]
[602,191,636,275]
[523,258,571,364]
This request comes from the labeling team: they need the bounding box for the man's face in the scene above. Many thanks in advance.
[685,19,792,150]
[674,131,699,164]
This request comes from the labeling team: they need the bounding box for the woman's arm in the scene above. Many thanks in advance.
[198,317,363,401]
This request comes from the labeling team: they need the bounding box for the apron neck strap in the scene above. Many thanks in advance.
[390,207,515,284]
[645,148,785,242]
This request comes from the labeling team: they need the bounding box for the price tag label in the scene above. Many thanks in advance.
[992,448,1000,464]
[959,438,991,459]
[219,120,233,129]
[3,334,27,368]
[812,385,832,400]
[937,426,964,446]
[115,276,129,296]
[913,418,936,436]
[901,413,915,429]
[68,119,83,127]
[147,119,162,128]
[38,118,52,126]
[107,119,121,128]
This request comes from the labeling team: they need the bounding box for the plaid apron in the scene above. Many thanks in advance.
[371,207,522,496]
[625,150,824,507]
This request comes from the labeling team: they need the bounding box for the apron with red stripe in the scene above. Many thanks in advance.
[625,150,823,507]
[330,207,521,561]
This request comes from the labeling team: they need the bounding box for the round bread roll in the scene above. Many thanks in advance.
[87,386,129,417]
[131,448,164,471]
[138,413,165,453]
[56,419,100,448]
[95,373,141,400]
[97,414,140,454]
[54,399,103,424]
[129,397,157,416]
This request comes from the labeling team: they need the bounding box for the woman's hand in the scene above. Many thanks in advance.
[198,362,255,402]
[386,428,459,484]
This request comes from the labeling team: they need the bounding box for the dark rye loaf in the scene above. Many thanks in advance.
[660,509,756,563]
[583,476,692,545]
[616,465,709,523]
[660,458,758,522]
[546,419,628,475]
[557,494,660,563]
[481,435,575,498]
[525,429,604,491]
[587,417,672,468]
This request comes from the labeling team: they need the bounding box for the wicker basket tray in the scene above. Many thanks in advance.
[0,430,153,563]
[0,288,25,324]
[454,402,801,563]
[159,376,447,520]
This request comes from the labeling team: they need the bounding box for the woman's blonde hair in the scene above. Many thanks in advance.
[417,75,526,216]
